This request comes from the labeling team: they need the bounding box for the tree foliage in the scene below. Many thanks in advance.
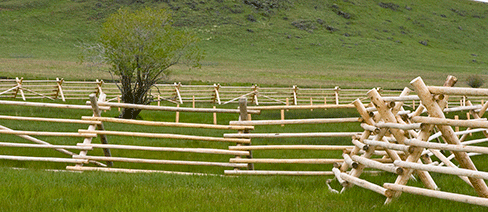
[100,7,202,119]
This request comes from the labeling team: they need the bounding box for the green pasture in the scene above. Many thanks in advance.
[0,99,487,211]
[1,0,488,210]
[0,0,487,88]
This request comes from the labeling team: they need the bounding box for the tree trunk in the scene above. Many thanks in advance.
[119,108,142,119]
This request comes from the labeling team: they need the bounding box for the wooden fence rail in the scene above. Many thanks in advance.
[335,76,488,207]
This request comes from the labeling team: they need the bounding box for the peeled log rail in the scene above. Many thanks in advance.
[383,183,488,207]
[66,166,211,176]
[403,139,488,154]
[0,130,97,137]
[428,86,488,96]
[82,116,254,131]
[228,145,354,151]
[411,116,488,128]
[394,160,488,180]
[340,173,392,197]
[74,155,248,168]
[0,155,88,164]
[247,104,355,110]
[0,100,110,110]
[82,143,250,156]
[351,155,403,175]
[0,142,92,150]
[374,122,422,130]
[78,130,251,144]
[363,139,411,153]
[94,101,261,114]
[381,95,420,102]
[229,117,359,126]
[0,115,102,125]
[229,158,392,164]
[224,170,334,176]
[224,132,361,138]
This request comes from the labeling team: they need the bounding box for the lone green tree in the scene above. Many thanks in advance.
[100,7,202,119]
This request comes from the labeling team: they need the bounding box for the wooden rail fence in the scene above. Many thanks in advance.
[1,75,488,207]
[336,75,488,207]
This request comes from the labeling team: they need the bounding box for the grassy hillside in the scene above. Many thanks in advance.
[0,0,487,88]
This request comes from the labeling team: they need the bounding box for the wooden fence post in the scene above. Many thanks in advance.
[75,93,113,168]
[334,86,340,105]
[54,78,65,101]
[174,82,183,104]
[239,97,253,170]
[292,85,298,105]
[251,85,259,105]
[14,77,25,101]
[213,84,221,105]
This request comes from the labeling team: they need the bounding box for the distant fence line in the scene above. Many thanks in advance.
[0,78,484,107]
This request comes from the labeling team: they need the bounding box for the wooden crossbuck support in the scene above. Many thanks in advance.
[406,76,488,198]
[73,93,113,169]
[54,78,66,101]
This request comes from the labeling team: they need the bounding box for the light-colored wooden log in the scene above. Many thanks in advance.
[374,122,422,130]
[78,130,251,144]
[230,158,342,164]
[411,76,488,198]
[0,142,92,150]
[0,130,96,137]
[224,132,360,138]
[82,116,254,131]
[0,115,101,125]
[247,104,355,110]
[404,139,488,155]
[94,101,260,114]
[382,95,420,102]
[394,160,488,180]
[363,139,411,153]
[412,116,488,128]
[443,105,481,113]
[428,86,488,96]
[0,155,88,164]
[88,93,112,166]
[479,100,488,117]
[351,139,368,150]
[370,86,439,193]
[383,183,488,207]
[462,137,488,145]
[229,145,354,151]
[230,158,392,164]
[66,166,211,176]
[82,143,249,156]
[0,100,109,110]
[342,153,358,169]
[230,117,359,126]
[352,155,403,174]
[224,170,334,176]
[332,167,347,186]
[340,173,391,197]
[74,155,247,168]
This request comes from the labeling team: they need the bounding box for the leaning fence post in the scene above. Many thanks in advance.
[76,93,113,168]
[334,86,340,105]
[238,97,253,170]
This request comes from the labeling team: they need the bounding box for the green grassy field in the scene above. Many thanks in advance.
[0,99,488,211]
[1,0,488,211]
[0,0,487,88]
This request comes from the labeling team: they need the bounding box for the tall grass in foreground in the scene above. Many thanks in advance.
[1,168,487,211]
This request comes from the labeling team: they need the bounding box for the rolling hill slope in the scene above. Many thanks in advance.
[0,0,487,88]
